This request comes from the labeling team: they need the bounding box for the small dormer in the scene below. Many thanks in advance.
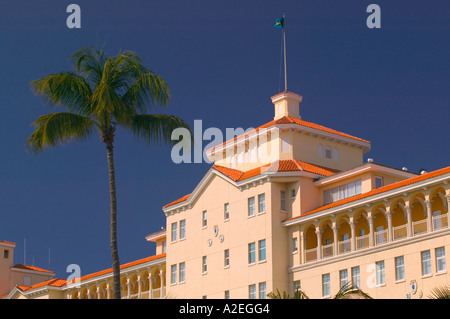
[271,91,303,120]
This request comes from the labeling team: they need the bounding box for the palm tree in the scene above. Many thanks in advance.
[26,46,190,299]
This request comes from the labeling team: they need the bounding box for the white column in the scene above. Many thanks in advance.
[368,215,374,247]
[315,228,322,260]
[386,209,393,242]
[350,220,356,252]
[406,204,412,237]
[425,199,433,232]
[332,225,338,256]
[137,275,142,299]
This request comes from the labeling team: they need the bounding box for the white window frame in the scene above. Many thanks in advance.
[258,239,266,262]
[339,269,348,288]
[224,249,230,268]
[249,284,256,299]
[224,203,229,220]
[436,247,446,273]
[421,250,432,276]
[179,262,185,283]
[171,222,177,242]
[322,273,330,297]
[202,256,207,274]
[395,256,405,281]
[248,242,256,264]
[202,210,207,228]
[376,261,385,286]
[170,264,177,284]
[179,219,186,240]
[258,193,265,213]
[351,266,360,289]
[248,197,255,217]
[259,282,267,299]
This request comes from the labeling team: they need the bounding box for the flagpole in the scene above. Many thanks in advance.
[283,11,287,92]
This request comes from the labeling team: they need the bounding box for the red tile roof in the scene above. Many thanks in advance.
[163,160,338,208]
[286,166,450,222]
[73,253,166,283]
[208,116,369,153]
[0,240,16,245]
[12,264,54,274]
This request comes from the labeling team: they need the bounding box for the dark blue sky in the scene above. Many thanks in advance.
[0,1,449,279]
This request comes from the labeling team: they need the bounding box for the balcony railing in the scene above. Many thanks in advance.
[412,219,427,236]
[432,215,448,231]
[374,229,388,246]
[356,234,369,250]
[393,225,407,241]
[338,239,351,254]
[305,248,317,263]
[322,243,334,258]
[301,216,449,265]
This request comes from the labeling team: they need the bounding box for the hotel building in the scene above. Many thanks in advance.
[2,91,449,299]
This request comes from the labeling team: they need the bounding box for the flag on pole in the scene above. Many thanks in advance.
[273,17,284,29]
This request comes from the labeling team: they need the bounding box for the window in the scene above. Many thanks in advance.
[171,264,177,284]
[395,256,405,281]
[171,222,177,242]
[179,262,185,283]
[376,261,385,286]
[3,250,9,259]
[339,269,348,288]
[375,176,384,189]
[224,203,229,220]
[249,284,256,299]
[202,256,207,274]
[180,219,186,240]
[224,249,230,268]
[202,210,207,227]
[259,282,267,299]
[248,197,255,217]
[290,189,296,198]
[162,241,166,253]
[292,237,298,253]
[280,191,286,211]
[325,146,332,159]
[351,266,360,289]
[258,239,266,262]
[322,273,330,297]
[324,180,362,205]
[258,194,265,213]
[248,242,256,264]
[224,290,230,299]
[436,247,446,273]
[421,250,431,276]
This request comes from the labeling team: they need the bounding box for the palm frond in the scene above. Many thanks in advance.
[71,46,108,86]
[31,72,93,115]
[26,112,98,153]
[126,114,191,146]
[428,286,450,299]
[267,289,309,299]
[122,72,171,112]
[333,282,373,299]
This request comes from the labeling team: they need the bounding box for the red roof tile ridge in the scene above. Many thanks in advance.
[75,253,166,283]
[12,264,55,274]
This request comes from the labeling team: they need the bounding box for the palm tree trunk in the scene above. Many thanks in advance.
[106,140,121,299]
